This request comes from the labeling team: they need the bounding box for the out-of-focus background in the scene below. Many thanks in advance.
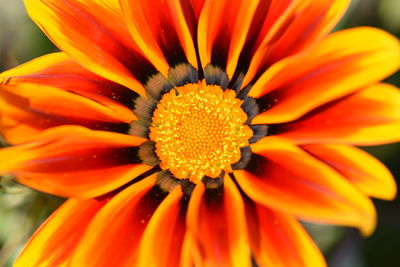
[0,0,399,266]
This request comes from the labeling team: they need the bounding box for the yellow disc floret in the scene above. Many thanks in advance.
[149,82,253,182]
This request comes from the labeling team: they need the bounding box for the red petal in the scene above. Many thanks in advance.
[70,175,167,267]
[137,186,188,267]
[235,137,376,235]
[187,174,251,267]
[244,199,326,267]
[14,198,107,267]
[243,0,350,86]
[0,52,138,111]
[197,0,259,78]
[275,83,400,145]
[250,28,400,124]
[303,144,396,200]
[0,126,150,198]
[24,0,154,94]
[120,0,197,73]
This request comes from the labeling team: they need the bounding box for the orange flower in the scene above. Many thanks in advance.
[0,0,399,266]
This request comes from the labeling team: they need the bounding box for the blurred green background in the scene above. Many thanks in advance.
[0,0,399,266]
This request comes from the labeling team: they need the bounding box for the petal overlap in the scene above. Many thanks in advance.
[0,52,139,143]
[0,126,150,198]
[235,137,376,235]
[1,0,399,266]
[71,175,166,267]
[250,27,400,124]
[244,198,326,267]
[303,144,397,200]
[274,83,400,145]
[137,186,188,267]
[187,175,251,267]
[24,0,156,95]
[14,198,108,267]
[120,0,198,73]
[242,0,350,85]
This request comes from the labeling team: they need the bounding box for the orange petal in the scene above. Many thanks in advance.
[190,0,206,20]
[14,198,107,267]
[250,27,400,124]
[244,199,326,267]
[70,175,167,267]
[0,125,150,198]
[0,53,138,144]
[275,83,400,145]
[0,82,133,144]
[0,52,139,111]
[137,186,188,267]
[234,137,376,235]
[23,0,155,95]
[120,0,197,73]
[243,0,350,86]
[187,174,251,267]
[303,144,396,200]
[197,0,259,78]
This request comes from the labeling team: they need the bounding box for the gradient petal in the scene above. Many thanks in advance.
[250,27,400,124]
[0,52,139,110]
[137,186,188,267]
[275,83,400,145]
[24,0,157,95]
[0,126,150,198]
[187,174,251,267]
[14,198,107,267]
[0,54,138,143]
[234,137,376,235]
[120,0,198,73]
[244,198,326,267]
[189,0,206,20]
[242,0,350,85]
[303,144,396,200]
[71,175,168,267]
[197,0,259,78]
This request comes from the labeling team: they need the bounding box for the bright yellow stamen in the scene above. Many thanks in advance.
[149,82,253,182]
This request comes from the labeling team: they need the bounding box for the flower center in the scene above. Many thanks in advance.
[149,82,253,182]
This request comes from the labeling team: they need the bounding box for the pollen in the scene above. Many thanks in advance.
[149,82,253,182]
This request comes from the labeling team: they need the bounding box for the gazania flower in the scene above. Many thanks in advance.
[0,0,399,266]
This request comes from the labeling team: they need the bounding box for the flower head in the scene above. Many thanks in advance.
[0,0,399,266]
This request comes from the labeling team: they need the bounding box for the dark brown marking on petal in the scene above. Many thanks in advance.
[230,172,262,253]
[241,96,260,123]
[255,90,281,114]
[181,179,196,197]
[129,120,151,139]
[156,22,190,67]
[145,73,174,101]
[249,125,269,144]
[210,30,230,70]
[243,153,269,176]
[22,146,142,173]
[168,64,199,87]
[133,96,158,122]
[49,0,158,84]
[204,65,229,89]
[91,122,131,134]
[232,146,253,170]
[202,172,224,190]
[138,141,160,166]
[136,185,170,214]
[229,0,272,78]
[156,170,181,192]
[96,166,160,200]
[17,73,139,110]
[204,183,224,210]
[264,93,355,136]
